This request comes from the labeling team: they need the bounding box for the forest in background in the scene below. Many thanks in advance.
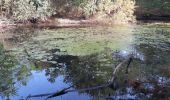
[0,0,170,24]
[0,0,134,24]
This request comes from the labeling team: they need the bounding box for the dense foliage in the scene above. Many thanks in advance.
[50,0,136,23]
[0,0,55,21]
[0,0,136,23]
[12,0,54,21]
[1,0,170,23]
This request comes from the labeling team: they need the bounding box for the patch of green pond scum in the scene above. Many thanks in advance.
[134,25,170,51]
[12,26,135,59]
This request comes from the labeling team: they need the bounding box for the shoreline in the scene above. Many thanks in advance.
[1,17,170,32]
[0,18,128,31]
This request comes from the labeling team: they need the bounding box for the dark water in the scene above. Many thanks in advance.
[0,24,169,100]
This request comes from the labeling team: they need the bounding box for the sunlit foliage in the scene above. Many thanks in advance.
[0,0,135,23]
[12,0,55,21]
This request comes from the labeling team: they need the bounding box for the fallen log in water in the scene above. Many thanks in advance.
[26,56,133,100]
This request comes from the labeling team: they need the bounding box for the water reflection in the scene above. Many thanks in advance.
[0,27,38,50]
[0,25,169,100]
[0,44,31,100]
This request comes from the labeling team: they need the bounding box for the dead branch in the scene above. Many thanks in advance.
[26,86,73,100]
[110,57,132,82]
[46,86,73,99]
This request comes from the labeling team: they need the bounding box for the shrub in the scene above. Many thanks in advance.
[12,0,55,21]
[78,0,136,23]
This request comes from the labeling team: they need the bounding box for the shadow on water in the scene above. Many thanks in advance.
[0,25,170,100]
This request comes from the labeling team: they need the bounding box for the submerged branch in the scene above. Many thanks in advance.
[46,86,73,99]
[26,93,53,100]
[111,57,132,82]
[26,86,73,100]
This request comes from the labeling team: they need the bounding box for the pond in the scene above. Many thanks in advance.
[0,24,170,100]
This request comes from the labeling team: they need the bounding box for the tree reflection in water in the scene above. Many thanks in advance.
[1,42,170,99]
[0,26,170,100]
[36,45,170,99]
[0,44,17,100]
[0,44,32,100]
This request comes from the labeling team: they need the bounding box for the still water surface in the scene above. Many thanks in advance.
[0,24,170,100]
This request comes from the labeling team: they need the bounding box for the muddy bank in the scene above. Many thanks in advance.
[0,19,93,31]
